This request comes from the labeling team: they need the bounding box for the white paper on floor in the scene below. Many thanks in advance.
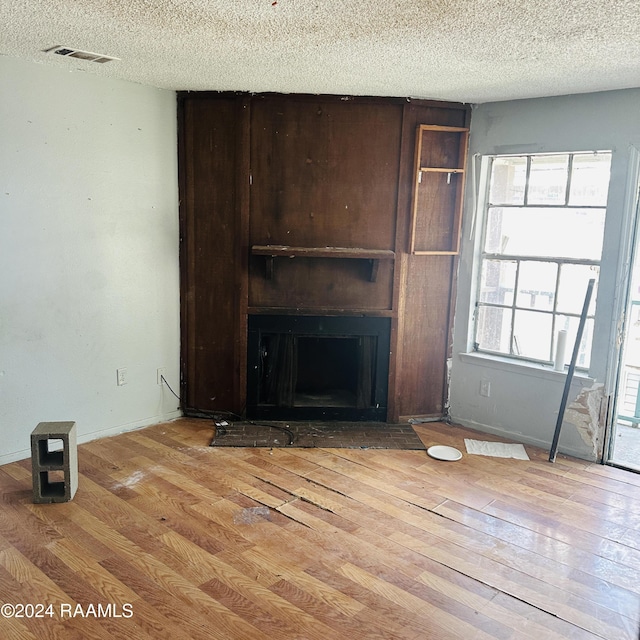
[464,439,530,460]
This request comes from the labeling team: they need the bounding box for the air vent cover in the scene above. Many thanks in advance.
[44,46,119,64]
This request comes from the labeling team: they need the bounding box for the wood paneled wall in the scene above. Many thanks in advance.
[179,95,249,413]
[179,93,470,420]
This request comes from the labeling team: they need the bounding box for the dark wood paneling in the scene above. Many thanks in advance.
[418,129,465,168]
[180,93,471,420]
[249,97,402,249]
[396,256,456,418]
[235,97,251,412]
[249,256,394,310]
[179,96,246,413]
[406,104,469,131]
[249,96,403,314]
[390,102,470,420]
[412,172,459,252]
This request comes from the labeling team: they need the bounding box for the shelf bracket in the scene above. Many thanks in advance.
[369,259,379,282]
[265,256,274,280]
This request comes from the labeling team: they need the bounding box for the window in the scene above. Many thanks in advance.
[474,152,612,369]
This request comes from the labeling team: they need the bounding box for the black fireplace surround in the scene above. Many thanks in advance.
[247,315,390,421]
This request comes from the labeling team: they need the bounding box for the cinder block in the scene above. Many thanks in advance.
[30,422,78,503]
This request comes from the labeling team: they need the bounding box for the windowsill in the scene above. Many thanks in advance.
[458,351,594,384]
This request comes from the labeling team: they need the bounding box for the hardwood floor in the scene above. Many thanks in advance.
[1,418,639,639]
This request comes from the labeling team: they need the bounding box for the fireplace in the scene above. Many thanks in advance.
[247,315,390,420]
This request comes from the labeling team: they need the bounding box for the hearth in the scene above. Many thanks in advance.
[247,315,390,420]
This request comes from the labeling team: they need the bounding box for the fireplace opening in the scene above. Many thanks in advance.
[260,335,370,408]
[247,316,389,421]
[295,336,359,407]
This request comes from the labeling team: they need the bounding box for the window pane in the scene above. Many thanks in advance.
[513,310,553,361]
[476,305,512,354]
[480,260,516,305]
[569,153,611,207]
[484,207,507,254]
[489,156,526,205]
[557,265,599,315]
[516,261,557,311]
[528,155,569,205]
[476,151,609,368]
[484,206,605,260]
[556,315,594,368]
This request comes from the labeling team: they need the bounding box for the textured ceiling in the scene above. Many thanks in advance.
[2,0,640,103]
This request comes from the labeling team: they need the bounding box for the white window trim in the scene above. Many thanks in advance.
[469,151,611,371]
[458,351,594,385]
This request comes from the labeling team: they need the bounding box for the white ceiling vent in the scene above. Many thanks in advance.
[44,46,119,64]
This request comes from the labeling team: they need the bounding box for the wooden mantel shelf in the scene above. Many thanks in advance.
[252,245,395,260]
[251,245,395,282]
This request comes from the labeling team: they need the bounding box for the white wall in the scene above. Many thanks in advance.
[451,89,640,460]
[0,56,181,464]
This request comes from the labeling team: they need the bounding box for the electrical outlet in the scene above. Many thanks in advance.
[117,368,127,386]
[479,380,491,397]
[157,367,166,385]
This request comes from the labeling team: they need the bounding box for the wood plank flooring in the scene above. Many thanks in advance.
[0,418,639,639]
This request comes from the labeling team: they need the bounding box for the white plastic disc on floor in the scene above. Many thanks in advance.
[427,445,462,461]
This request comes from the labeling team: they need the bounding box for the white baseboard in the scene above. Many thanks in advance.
[450,416,596,461]
[0,410,183,466]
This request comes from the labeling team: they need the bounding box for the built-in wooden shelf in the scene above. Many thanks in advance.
[251,245,395,282]
[409,125,469,255]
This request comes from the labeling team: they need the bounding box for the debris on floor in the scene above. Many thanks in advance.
[464,439,529,460]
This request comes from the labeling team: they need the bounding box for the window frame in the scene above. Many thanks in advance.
[473,151,611,370]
